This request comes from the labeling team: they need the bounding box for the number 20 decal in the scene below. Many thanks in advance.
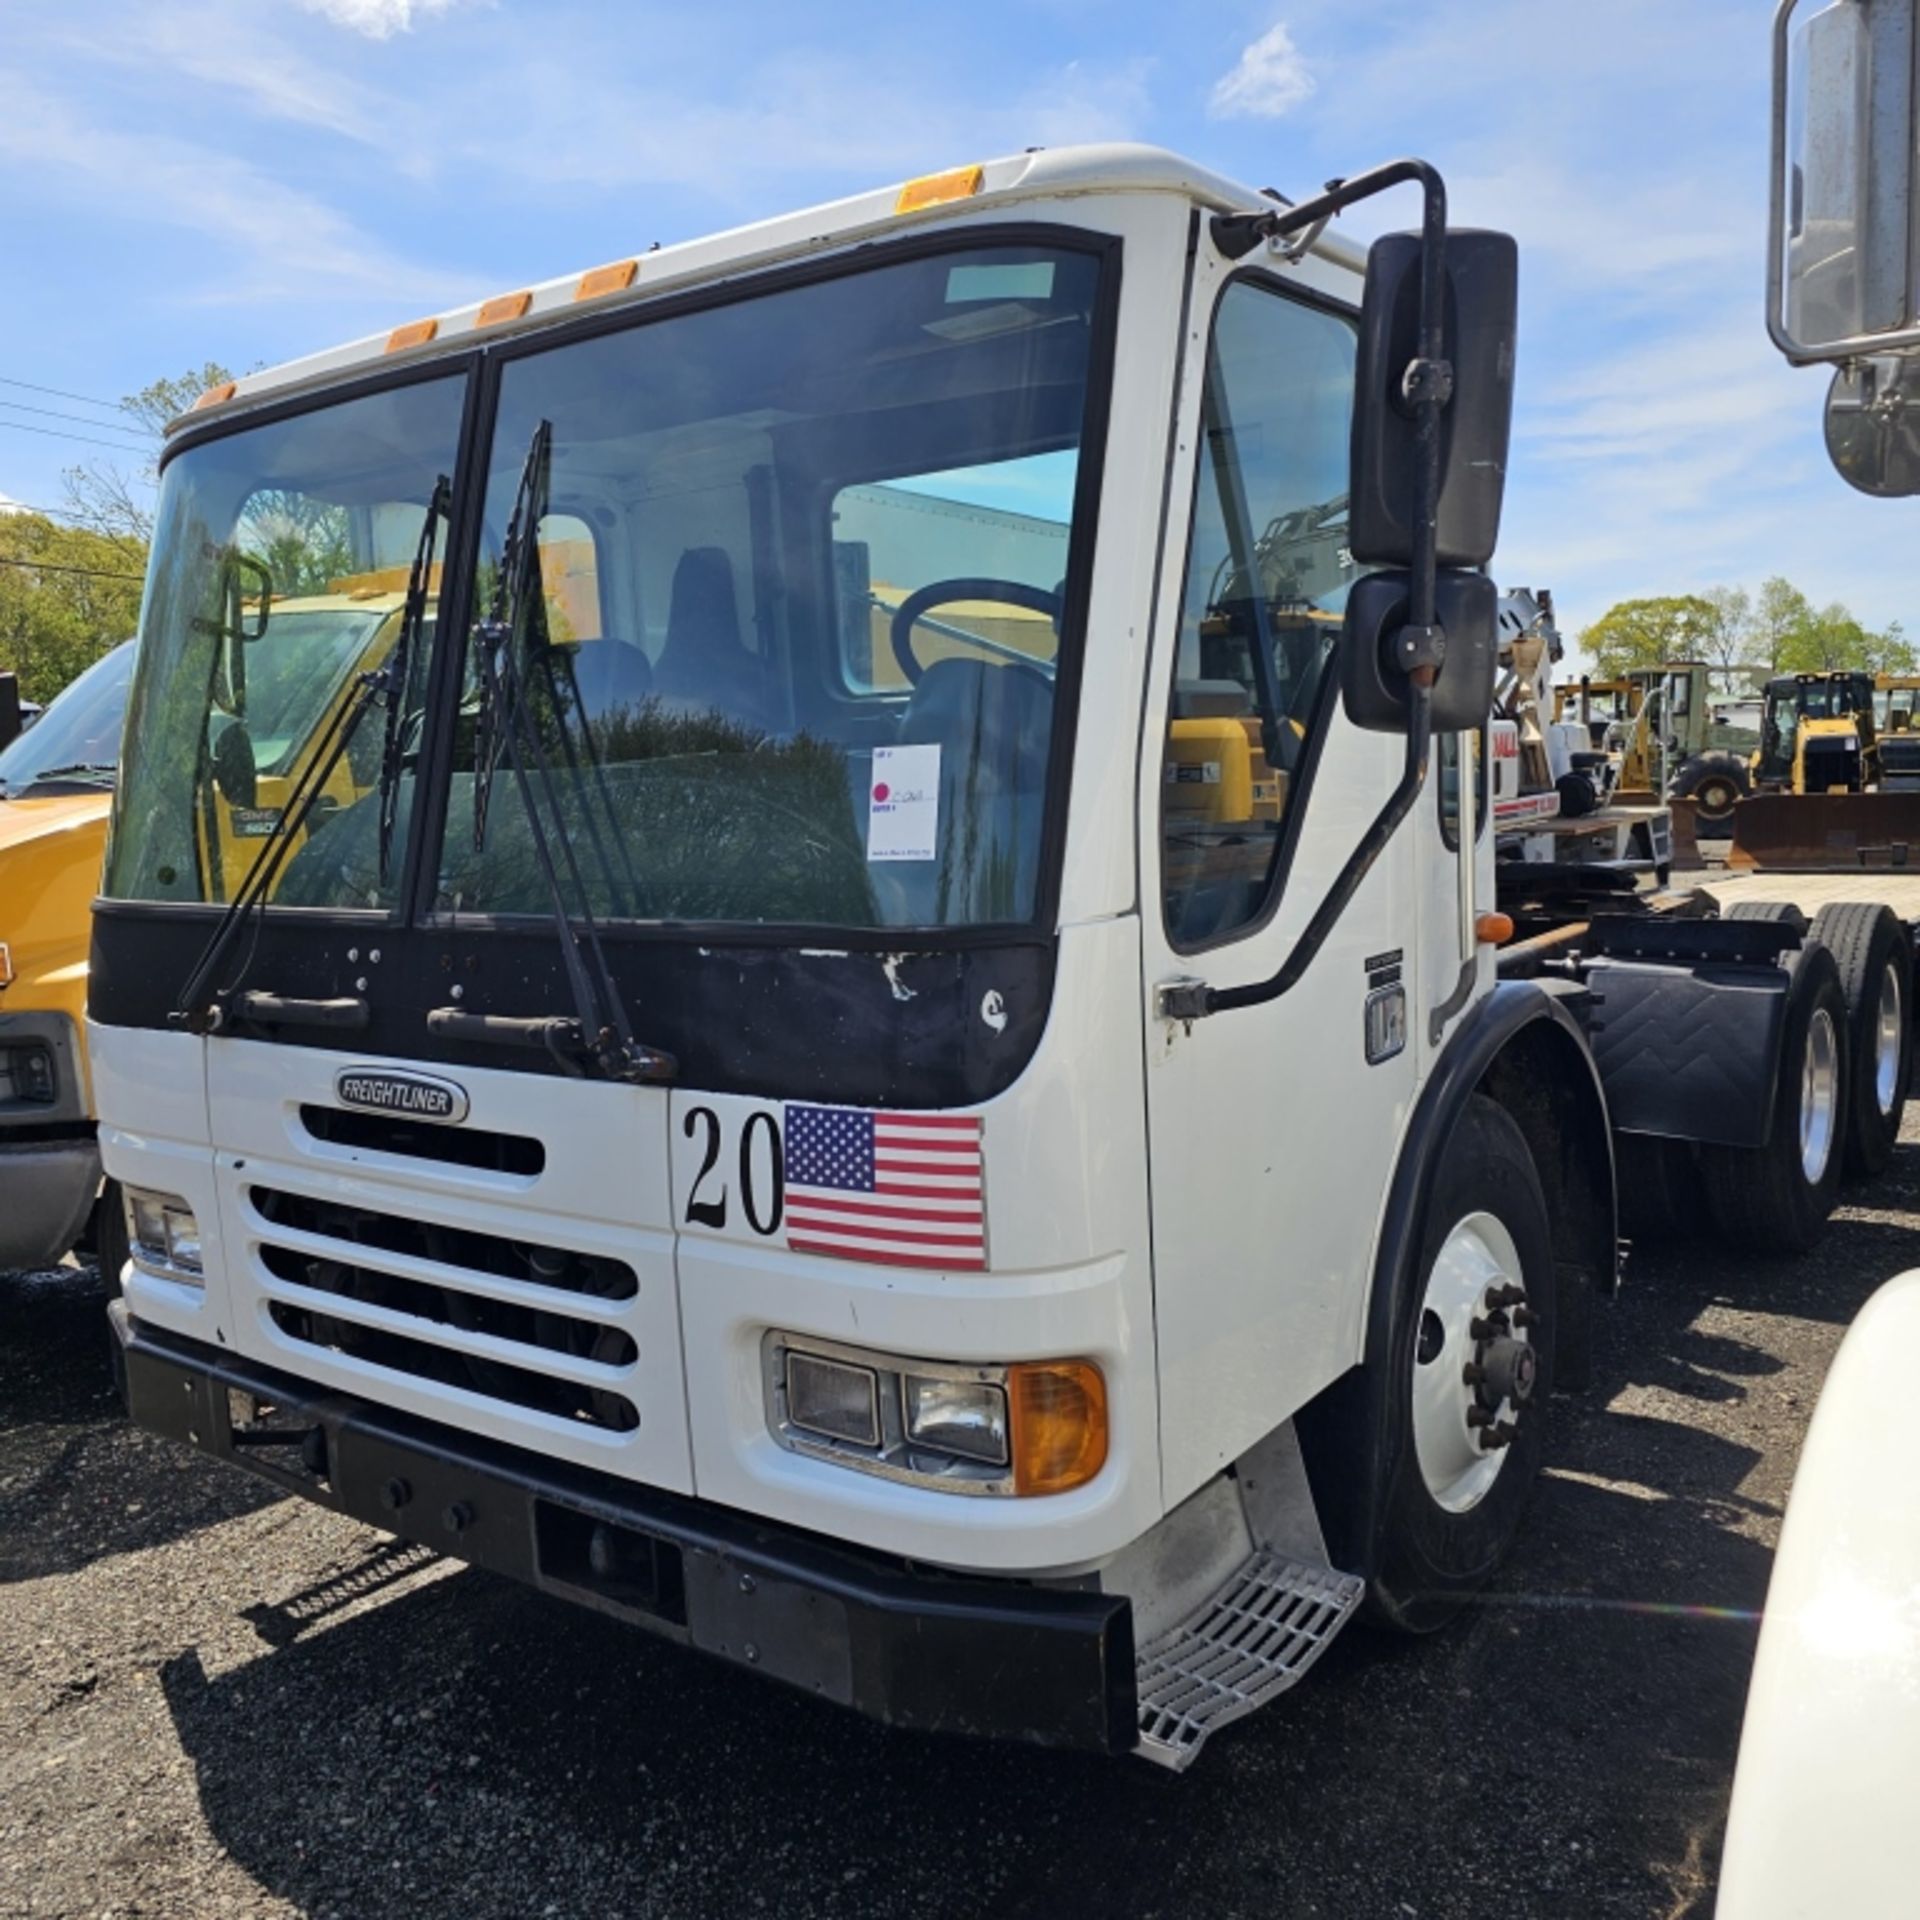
[682,1105,785,1236]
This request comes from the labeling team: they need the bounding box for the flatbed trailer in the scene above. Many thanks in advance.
[1696,869,1920,921]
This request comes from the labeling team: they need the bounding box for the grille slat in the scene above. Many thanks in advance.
[244,1207,640,1323]
[248,1182,641,1435]
[258,1271,638,1390]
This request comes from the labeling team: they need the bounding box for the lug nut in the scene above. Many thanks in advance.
[1466,1406,1494,1429]
[1461,1362,1486,1387]
[1513,1306,1539,1329]
[1487,1284,1527,1309]
[1469,1316,1495,1342]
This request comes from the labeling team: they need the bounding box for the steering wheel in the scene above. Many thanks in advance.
[888,577,1062,686]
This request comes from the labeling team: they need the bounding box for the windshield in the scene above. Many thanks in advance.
[430,240,1104,930]
[0,641,134,796]
[105,376,466,908]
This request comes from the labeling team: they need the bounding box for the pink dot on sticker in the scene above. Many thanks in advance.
[872,782,890,803]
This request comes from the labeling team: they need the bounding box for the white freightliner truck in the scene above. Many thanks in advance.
[96,144,1911,1768]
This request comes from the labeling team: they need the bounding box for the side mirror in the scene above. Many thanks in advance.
[209,718,258,811]
[1825,354,1920,495]
[1770,0,1920,364]
[1350,229,1518,569]
[1342,568,1497,734]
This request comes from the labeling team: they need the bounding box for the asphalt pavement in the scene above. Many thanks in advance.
[7,1119,1919,1920]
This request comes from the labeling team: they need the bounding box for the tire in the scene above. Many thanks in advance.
[1810,902,1912,1177]
[94,1177,127,1302]
[1555,772,1597,819]
[1614,1133,1698,1243]
[1326,1095,1557,1634]
[1724,900,1808,932]
[1700,945,1848,1252]
[1670,751,1750,837]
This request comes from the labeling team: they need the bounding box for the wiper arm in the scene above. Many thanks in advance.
[377,473,451,885]
[171,667,390,1035]
[29,761,117,784]
[456,420,672,1086]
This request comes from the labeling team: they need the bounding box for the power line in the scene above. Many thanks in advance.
[0,554,145,583]
[0,418,155,455]
[0,397,153,443]
[0,374,126,414]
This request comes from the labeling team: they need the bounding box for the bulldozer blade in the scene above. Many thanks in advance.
[1726,792,1920,871]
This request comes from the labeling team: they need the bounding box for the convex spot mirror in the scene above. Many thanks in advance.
[1342,568,1498,735]
[1825,354,1920,495]
[1350,229,1518,569]
[208,716,258,811]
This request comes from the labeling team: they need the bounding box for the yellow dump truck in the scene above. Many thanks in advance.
[0,642,132,1270]
[0,584,422,1273]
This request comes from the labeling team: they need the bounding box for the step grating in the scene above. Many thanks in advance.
[1134,1551,1365,1770]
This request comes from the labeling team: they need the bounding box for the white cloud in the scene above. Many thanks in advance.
[295,0,460,38]
[1209,22,1314,121]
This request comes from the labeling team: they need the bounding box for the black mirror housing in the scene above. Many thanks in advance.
[1350,229,1517,570]
[1341,568,1497,735]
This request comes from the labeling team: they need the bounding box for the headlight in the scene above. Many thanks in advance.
[0,1042,56,1107]
[903,1373,1009,1466]
[125,1187,204,1283]
[767,1334,1106,1497]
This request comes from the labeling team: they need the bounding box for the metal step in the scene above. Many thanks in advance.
[1134,1551,1364,1770]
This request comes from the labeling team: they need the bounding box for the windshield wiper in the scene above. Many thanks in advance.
[377,473,451,884]
[27,761,117,786]
[448,420,672,1086]
[170,662,391,1034]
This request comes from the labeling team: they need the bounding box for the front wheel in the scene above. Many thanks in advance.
[1371,1095,1556,1631]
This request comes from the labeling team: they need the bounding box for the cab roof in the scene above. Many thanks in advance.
[175,143,1366,432]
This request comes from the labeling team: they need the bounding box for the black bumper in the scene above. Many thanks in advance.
[110,1307,1137,1754]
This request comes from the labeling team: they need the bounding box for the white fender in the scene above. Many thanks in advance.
[1720,1271,1920,1917]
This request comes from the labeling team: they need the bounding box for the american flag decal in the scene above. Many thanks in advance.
[783,1104,985,1270]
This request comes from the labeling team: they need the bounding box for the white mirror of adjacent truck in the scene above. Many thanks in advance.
[1770,0,1920,364]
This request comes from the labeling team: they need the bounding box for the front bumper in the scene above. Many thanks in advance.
[110,1307,1138,1754]
[0,1134,99,1269]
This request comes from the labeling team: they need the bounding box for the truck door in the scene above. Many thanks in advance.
[1140,263,1422,1507]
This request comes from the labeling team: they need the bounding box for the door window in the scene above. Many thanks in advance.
[1161,282,1358,947]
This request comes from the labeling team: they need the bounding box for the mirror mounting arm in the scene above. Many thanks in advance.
[1166,161,1454,1025]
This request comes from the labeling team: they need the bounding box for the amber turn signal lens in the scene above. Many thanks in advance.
[894,164,985,214]
[574,259,639,301]
[385,317,439,352]
[1008,1360,1108,1496]
[1474,911,1515,946]
[192,381,237,410]
[476,290,533,327]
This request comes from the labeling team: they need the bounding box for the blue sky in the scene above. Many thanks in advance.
[0,0,1905,656]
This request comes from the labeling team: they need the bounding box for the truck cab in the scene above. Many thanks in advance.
[101,143,1870,1767]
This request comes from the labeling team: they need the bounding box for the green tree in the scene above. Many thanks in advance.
[1777,601,1916,675]
[1750,576,1813,675]
[62,362,235,542]
[1579,594,1720,677]
[0,511,146,702]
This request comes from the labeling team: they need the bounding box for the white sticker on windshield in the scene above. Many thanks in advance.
[868,744,940,862]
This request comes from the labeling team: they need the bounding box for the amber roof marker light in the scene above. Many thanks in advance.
[385,318,439,353]
[476,290,533,327]
[574,260,639,301]
[895,164,986,215]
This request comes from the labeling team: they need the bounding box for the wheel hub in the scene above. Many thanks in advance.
[1410,1212,1535,1514]
[1799,1005,1840,1185]
[1876,959,1904,1118]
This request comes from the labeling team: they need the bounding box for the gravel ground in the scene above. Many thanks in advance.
[7,1120,1920,1920]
